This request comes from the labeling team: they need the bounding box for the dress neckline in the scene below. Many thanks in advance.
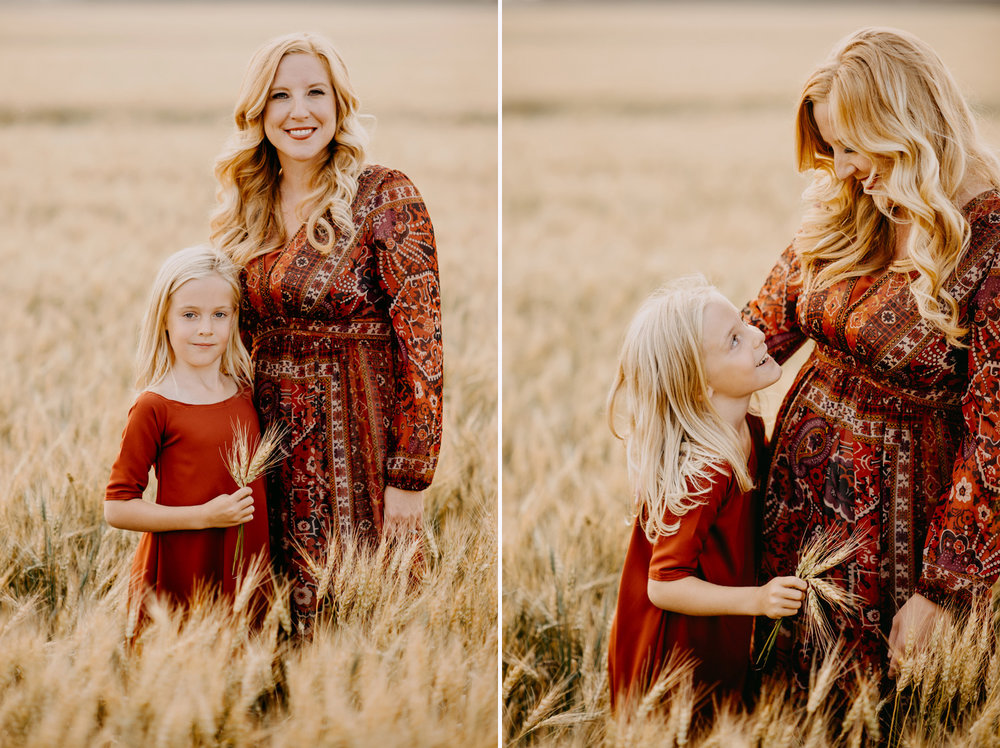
[144,388,245,408]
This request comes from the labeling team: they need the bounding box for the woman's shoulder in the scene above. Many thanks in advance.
[965,188,1000,229]
[359,164,423,197]
[354,165,428,230]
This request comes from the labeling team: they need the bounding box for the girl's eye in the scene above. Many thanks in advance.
[308,88,325,96]
[731,335,740,348]
[214,311,229,318]
[843,147,855,154]
[183,312,196,319]
[270,91,288,100]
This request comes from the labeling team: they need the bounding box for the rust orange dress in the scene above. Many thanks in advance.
[105,389,270,635]
[608,415,765,709]
[239,165,443,627]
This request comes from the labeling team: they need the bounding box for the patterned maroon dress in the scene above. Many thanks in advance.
[744,190,1000,682]
[239,165,443,626]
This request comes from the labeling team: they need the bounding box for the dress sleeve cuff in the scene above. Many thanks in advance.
[915,561,991,611]
[386,455,436,491]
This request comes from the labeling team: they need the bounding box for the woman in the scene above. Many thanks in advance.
[210,32,443,630]
[745,27,1000,683]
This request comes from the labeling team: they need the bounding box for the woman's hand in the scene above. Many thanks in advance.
[888,593,945,678]
[200,486,255,528]
[757,576,808,619]
[383,485,424,541]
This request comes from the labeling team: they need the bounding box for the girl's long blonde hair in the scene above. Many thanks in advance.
[135,245,254,391]
[608,276,755,542]
[210,32,369,266]
[795,27,1000,348]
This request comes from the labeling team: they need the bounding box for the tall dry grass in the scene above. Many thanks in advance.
[0,3,497,745]
[502,3,1000,745]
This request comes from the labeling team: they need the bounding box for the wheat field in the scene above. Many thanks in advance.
[0,3,497,746]
[503,3,1000,745]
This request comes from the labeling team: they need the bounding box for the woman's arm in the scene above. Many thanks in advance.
[918,233,1000,606]
[647,575,806,618]
[104,487,255,532]
[742,244,809,364]
[371,169,444,493]
[898,219,1000,674]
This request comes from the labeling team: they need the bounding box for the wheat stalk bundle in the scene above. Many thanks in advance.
[222,419,288,575]
[756,524,867,668]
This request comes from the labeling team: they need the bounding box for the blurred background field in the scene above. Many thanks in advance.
[0,3,497,746]
[502,2,1000,745]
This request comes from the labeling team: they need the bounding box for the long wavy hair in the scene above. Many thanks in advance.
[135,245,253,391]
[795,27,1000,347]
[211,32,370,266]
[608,276,755,542]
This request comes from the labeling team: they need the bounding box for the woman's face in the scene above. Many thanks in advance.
[813,101,877,188]
[263,53,338,171]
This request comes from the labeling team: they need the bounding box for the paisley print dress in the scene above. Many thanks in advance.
[744,190,1000,681]
[239,165,443,627]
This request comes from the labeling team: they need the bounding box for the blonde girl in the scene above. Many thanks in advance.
[607,276,805,708]
[105,245,271,636]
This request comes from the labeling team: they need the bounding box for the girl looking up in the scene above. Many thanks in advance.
[607,276,805,709]
[105,245,271,638]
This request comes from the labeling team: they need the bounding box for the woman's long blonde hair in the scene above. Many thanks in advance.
[795,26,1000,347]
[608,276,755,542]
[210,32,369,266]
[135,245,254,391]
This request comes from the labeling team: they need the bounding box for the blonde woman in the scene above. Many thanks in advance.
[607,277,805,709]
[211,32,443,630]
[745,27,1000,684]
[105,245,269,635]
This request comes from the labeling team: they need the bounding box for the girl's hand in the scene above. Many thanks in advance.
[383,486,424,541]
[757,576,807,619]
[201,486,255,528]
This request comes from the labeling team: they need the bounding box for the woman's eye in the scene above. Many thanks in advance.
[214,311,229,318]
[183,312,196,319]
[270,91,288,100]
[843,147,855,154]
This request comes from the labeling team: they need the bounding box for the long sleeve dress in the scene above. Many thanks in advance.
[744,189,1000,682]
[105,389,271,637]
[239,165,443,626]
[608,414,765,709]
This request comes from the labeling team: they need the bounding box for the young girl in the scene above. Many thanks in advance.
[105,245,271,637]
[607,276,806,709]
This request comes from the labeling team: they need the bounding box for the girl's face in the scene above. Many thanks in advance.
[700,294,781,401]
[263,53,338,171]
[813,101,878,188]
[164,274,236,374]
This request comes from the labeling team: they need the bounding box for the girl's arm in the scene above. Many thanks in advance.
[648,575,806,618]
[105,392,254,533]
[104,486,255,532]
